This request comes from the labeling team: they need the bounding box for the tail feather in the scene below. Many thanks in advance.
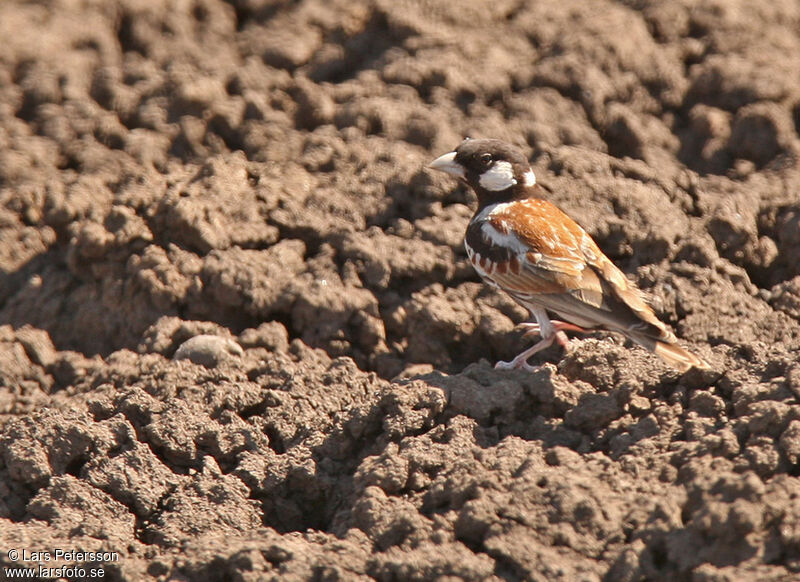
[629,333,710,372]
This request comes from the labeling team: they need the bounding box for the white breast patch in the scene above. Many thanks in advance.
[474,201,513,222]
[480,220,529,256]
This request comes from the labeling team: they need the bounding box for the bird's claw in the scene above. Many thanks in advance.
[494,359,539,373]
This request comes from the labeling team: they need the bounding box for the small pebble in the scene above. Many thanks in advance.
[173,335,243,367]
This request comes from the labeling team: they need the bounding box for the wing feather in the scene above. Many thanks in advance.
[483,200,672,342]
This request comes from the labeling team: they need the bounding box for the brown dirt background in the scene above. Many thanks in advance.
[2,0,800,580]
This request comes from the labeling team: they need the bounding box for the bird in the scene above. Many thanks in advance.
[427,138,709,372]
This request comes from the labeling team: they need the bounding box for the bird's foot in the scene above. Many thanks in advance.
[494,358,539,373]
[494,334,556,372]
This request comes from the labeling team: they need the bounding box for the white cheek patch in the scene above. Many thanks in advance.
[523,169,536,186]
[478,161,517,191]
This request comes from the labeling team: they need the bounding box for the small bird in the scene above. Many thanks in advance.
[428,138,708,372]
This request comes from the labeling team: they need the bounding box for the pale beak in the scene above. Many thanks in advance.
[427,151,465,178]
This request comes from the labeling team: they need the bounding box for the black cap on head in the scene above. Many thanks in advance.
[453,139,529,180]
[428,139,534,202]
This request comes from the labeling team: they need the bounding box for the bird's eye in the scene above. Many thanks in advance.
[479,153,492,165]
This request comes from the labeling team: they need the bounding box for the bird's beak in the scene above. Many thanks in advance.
[427,151,465,179]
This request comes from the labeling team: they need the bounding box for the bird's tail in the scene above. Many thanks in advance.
[629,332,710,372]
[653,340,710,372]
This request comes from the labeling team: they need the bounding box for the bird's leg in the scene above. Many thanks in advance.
[554,330,571,351]
[496,307,559,372]
[519,320,587,338]
[518,320,580,354]
[494,335,556,372]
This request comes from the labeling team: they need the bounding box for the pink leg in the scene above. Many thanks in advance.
[519,320,587,337]
[496,308,564,372]
[494,334,556,372]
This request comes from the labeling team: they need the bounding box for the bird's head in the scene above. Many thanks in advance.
[428,138,535,203]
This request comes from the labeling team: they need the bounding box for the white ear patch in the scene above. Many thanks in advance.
[479,161,517,191]
[523,169,536,186]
